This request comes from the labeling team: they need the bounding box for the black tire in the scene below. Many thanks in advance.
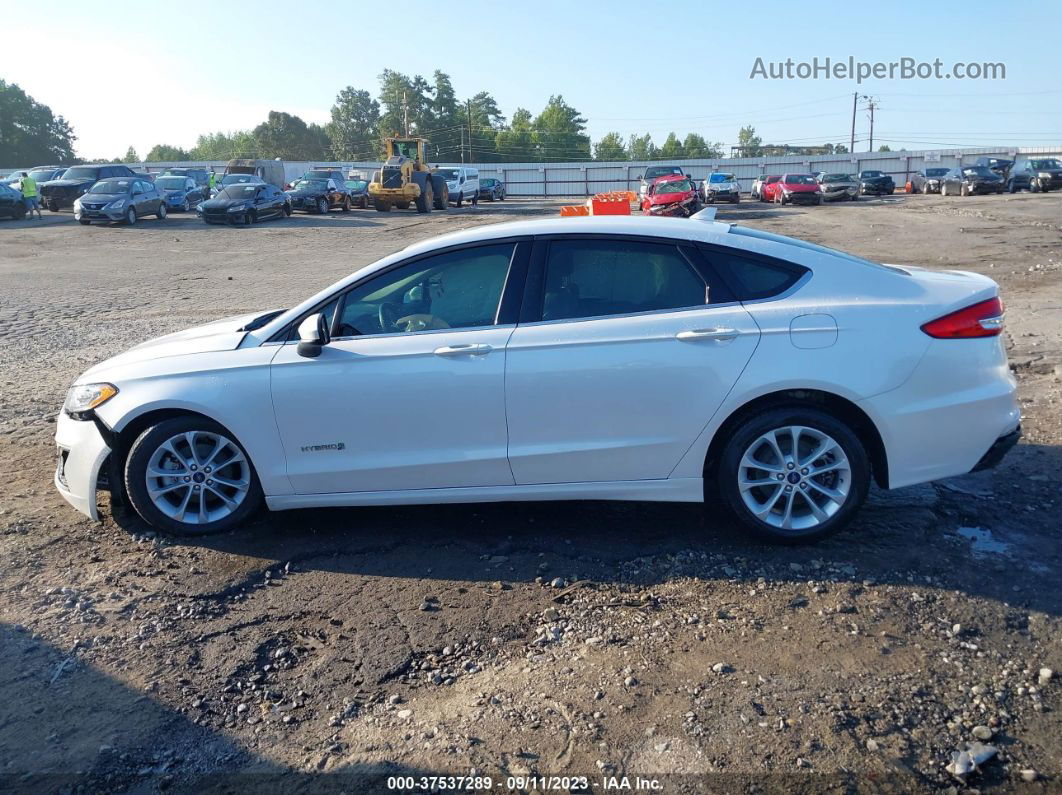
[454,192,462,208]
[716,406,870,544]
[245,211,255,225]
[1030,179,1041,193]
[395,201,410,210]
[125,207,137,225]
[47,201,59,212]
[78,217,91,225]
[341,196,351,213]
[374,199,391,212]
[283,203,292,217]
[156,202,167,220]
[124,416,263,536]
[415,183,431,213]
[317,198,329,214]
[360,196,368,209]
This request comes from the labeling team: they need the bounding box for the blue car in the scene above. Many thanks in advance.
[344,178,370,209]
[154,174,206,212]
[0,182,29,220]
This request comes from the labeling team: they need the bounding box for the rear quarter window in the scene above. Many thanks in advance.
[700,246,808,301]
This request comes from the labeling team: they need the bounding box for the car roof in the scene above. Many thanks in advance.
[402,216,734,256]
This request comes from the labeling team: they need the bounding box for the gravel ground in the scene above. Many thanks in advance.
[0,194,1059,793]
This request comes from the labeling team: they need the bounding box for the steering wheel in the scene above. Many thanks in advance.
[378,302,401,333]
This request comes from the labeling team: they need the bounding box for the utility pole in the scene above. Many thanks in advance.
[402,91,409,136]
[866,98,876,152]
[460,127,465,164]
[849,92,857,154]
[467,99,474,164]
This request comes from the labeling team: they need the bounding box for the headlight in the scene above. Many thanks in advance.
[1039,172,1052,178]
[64,383,118,417]
[227,203,248,211]
[107,199,126,210]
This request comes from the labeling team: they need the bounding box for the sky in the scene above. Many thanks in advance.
[3,0,1061,161]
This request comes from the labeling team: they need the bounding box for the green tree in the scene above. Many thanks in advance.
[735,125,762,157]
[877,144,892,152]
[494,108,534,162]
[252,111,329,160]
[377,70,432,147]
[833,143,849,154]
[681,133,723,159]
[0,80,77,165]
[145,144,191,161]
[659,132,685,159]
[121,146,139,164]
[531,95,590,161]
[327,87,381,161]
[627,133,657,161]
[465,91,505,163]
[594,132,628,161]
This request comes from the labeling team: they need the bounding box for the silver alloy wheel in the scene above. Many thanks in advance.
[737,425,852,531]
[145,430,250,525]
[158,203,167,219]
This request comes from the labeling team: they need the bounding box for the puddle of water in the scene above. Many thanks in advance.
[956,526,1012,557]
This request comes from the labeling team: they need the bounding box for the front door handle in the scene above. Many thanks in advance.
[676,327,741,341]
[433,343,493,357]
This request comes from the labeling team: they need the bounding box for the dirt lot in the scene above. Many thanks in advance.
[0,194,1060,793]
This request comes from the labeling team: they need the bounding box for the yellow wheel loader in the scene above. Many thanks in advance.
[367,137,449,213]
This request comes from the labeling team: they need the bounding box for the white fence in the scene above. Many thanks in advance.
[41,145,1062,198]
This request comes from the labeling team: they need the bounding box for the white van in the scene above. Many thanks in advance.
[435,166,479,207]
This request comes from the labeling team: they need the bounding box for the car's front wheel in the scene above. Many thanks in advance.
[124,417,262,535]
[125,207,137,225]
[716,407,870,544]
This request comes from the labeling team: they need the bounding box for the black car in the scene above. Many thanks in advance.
[300,169,347,187]
[198,183,291,225]
[39,164,139,211]
[973,157,1014,181]
[911,167,950,194]
[1008,158,1062,193]
[344,178,371,209]
[940,166,1004,197]
[478,177,506,201]
[858,170,895,195]
[285,178,352,213]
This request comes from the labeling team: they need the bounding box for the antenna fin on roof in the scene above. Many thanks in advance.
[690,207,717,222]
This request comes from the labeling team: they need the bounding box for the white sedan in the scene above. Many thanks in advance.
[55,213,1020,543]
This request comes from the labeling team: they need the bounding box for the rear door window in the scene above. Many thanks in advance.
[541,239,708,322]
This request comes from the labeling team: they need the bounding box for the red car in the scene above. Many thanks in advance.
[641,175,699,217]
[763,173,823,205]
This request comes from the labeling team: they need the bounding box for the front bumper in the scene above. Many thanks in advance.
[821,188,857,201]
[783,191,821,204]
[705,190,739,202]
[164,195,190,209]
[861,183,895,194]
[75,205,126,222]
[54,411,112,521]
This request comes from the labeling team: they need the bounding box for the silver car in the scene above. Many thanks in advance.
[74,177,167,225]
[817,173,860,202]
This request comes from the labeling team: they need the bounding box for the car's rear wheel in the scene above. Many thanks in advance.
[716,407,870,544]
[156,203,167,220]
[124,417,262,536]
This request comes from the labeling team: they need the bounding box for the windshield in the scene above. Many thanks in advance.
[645,166,682,178]
[709,173,735,183]
[156,177,188,190]
[221,174,259,185]
[27,169,58,182]
[345,180,368,190]
[655,179,692,194]
[821,173,852,182]
[220,185,259,199]
[1030,159,1062,170]
[88,180,132,194]
[861,171,884,178]
[926,168,949,177]
[294,179,328,190]
[435,169,460,180]
[305,171,334,179]
[785,174,817,185]
[63,167,101,180]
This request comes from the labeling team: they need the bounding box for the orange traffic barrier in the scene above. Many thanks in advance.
[560,190,636,217]
[905,180,914,193]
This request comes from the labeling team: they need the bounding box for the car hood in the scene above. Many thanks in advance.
[861,175,891,182]
[79,311,267,380]
[821,182,856,189]
[650,191,694,204]
[201,197,249,209]
[81,193,125,202]
[707,182,737,189]
[42,178,95,188]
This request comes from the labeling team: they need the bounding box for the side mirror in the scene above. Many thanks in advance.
[296,313,330,358]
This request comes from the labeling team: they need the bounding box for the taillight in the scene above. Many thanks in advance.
[921,297,1004,339]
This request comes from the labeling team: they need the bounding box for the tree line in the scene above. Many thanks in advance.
[1,75,892,167]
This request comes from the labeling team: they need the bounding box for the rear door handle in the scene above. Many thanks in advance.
[433,343,493,357]
[676,327,741,341]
